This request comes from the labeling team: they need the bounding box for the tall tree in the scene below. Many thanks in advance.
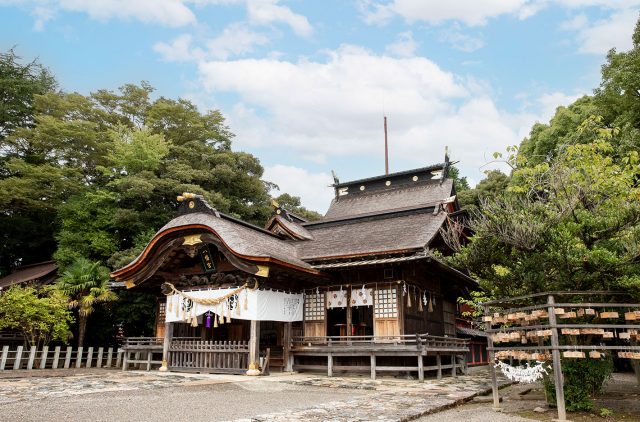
[57,257,117,347]
[0,50,57,276]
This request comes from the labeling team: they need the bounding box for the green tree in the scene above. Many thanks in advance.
[57,258,117,347]
[0,49,58,276]
[0,285,73,347]
[457,170,509,211]
[274,193,323,221]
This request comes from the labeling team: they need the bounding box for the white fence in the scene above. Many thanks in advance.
[0,345,123,371]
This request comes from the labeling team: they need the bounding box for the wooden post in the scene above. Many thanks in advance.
[485,305,500,410]
[548,294,567,421]
[160,322,173,372]
[0,345,8,370]
[122,350,128,371]
[370,354,376,380]
[283,322,293,372]
[106,347,113,368]
[96,347,104,368]
[451,354,457,377]
[327,354,333,377]
[52,346,61,369]
[436,353,442,380]
[86,347,93,368]
[76,347,83,368]
[40,346,49,369]
[247,320,260,375]
[14,345,24,370]
[418,353,424,382]
[115,349,123,369]
[64,346,72,369]
[27,346,36,370]
[346,291,352,341]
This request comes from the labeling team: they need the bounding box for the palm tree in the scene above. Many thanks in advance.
[57,258,118,347]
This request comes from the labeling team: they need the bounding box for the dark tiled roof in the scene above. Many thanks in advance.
[159,213,314,270]
[266,215,314,240]
[0,261,57,289]
[322,179,453,220]
[457,326,488,338]
[297,211,447,261]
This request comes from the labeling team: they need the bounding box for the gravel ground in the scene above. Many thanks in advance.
[0,379,374,422]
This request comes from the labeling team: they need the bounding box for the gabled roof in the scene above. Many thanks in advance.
[265,214,314,241]
[298,210,446,261]
[323,179,453,221]
[0,261,58,289]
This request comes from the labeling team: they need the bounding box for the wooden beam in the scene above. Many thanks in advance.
[160,322,173,372]
[548,294,567,421]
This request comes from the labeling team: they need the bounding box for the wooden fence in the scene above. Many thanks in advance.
[169,340,249,374]
[0,345,123,371]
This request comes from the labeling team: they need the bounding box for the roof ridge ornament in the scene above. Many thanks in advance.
[177,192,220,217]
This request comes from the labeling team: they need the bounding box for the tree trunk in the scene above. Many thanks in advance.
[78,314,87,348]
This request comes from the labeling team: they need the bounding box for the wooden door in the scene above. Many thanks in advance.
[373,287,400,338]
[303,291,326,338]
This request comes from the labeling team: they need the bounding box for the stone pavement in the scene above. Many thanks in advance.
[233,372,511,422]
[0,368,511,421]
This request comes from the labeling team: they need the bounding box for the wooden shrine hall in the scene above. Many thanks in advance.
[110,158,478,379]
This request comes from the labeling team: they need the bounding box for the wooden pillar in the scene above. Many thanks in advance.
[370,354,376,380]
[485,304,500,410]
[346,290,352,339]
[327,354,333,377]
[283,322,293,372]
[417,353,424,382]
[451,354,457,377]
[436,353,442,380]
[159,322,173,372]
[247,320,261,375]
[548,294,567,421]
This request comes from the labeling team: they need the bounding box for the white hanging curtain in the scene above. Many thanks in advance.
[326,290,347,309]
[350,287,373,307]
[166,289,303,323]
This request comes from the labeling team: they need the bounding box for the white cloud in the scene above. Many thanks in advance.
[571,11,637,54]
[263,165,333,213]
[246,0,312,37]
[438,24,484,52]
[384,31,418,57]
[207,23,269,59]
[193,45,575,198]
[361,0,530,26]
[3,0,196,28]
[154,34,205,62]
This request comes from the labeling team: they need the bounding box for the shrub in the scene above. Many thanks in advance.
[544,357,613,412]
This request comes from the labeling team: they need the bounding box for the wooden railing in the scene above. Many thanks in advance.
[169,340,249,374]
[0,344,122,371]
[292,334,469,351]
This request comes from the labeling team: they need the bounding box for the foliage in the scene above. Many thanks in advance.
[452,135,640,298]
[0,49,58,276]
[0,285,73,347]
[274,193,323,221]
[457,170,509,212]
[456,290,494,319]
[544,358,613,411]
[57,257,117,346]
[447,165,470,192]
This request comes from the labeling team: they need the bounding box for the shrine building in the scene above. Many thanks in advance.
[111,157,481,379]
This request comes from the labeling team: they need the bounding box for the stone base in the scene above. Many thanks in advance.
[158,360,168,372]
[246,368,261,376]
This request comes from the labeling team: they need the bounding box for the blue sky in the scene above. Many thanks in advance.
[1,0,639,212]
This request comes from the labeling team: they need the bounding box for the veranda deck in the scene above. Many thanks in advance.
[290,334,470,381]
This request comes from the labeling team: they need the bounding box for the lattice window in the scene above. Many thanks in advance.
[374,288,398,318]
[304,293,325,321]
